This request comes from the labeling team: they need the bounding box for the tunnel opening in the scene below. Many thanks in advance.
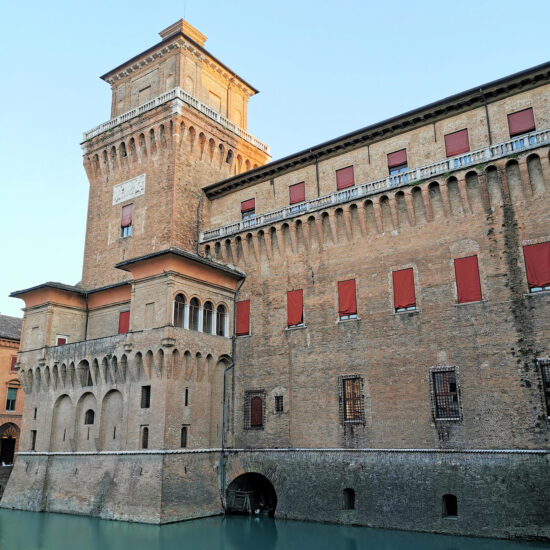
[226,472,277,517]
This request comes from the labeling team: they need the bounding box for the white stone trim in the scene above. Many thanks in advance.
[17,447,550,456]
[83,87,269,155]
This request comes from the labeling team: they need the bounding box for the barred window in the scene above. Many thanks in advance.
[431,368,461,420]
[339,376,364,423]
[275,395,284,414]
[244,390,266,430]
[538,359,550,416]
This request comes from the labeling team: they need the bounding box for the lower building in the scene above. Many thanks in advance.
[2,20,550,540]
[0,315,23,497]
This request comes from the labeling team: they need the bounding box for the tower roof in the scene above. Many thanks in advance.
[100,19,259,95]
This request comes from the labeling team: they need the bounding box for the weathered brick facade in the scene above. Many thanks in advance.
[2,19,550,539]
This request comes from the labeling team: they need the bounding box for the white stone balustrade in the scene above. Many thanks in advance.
[200,128,550,243]
[82,87,270,155]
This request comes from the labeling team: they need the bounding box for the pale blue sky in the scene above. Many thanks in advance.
[1,0,548,317]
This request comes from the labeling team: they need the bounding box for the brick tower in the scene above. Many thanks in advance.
[81,19,269,288]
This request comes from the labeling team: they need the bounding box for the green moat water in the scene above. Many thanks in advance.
[0,510,546,550]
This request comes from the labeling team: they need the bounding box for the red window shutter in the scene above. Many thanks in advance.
[387,149,407,168]
[508,108,535,137]
[289,182,305,204]
[338,279,357,316]
[57,337,66,345]
[241,198,255,213]
[454,256,482,303]
[10,356,17,372]
[287,289,303,326]
[121,204,133,227]
[444,129,470,157]
[250,396,263,427]
[336,166,354,190]
[392,268,416,309]
[236,300,250,335]
[523,242,550,288]
[118,311,130,334]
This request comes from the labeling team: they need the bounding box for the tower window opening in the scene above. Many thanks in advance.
[216,305,227,336]
[189,298,200,331]
[141,426,149,449]
[181,425,188,448]
[174,294,186,327]
[84,409,95,425]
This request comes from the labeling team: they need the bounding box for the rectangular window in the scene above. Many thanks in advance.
[340,376,363,423]
[6,388,17,411]
[236,300,250,336]
[508,107,535,137]
[244,390,265,429]
[523,242,550,292]
[181,425,188,448]
[241,198,256,223]
[431,369,461,420]
[387,149,408,174]
[336,166,355,190]
[454,255,482,303]
[289,182,306,204]
[444,129,470,157]
[118,311,130,334]
[338,279,357,320]
[30,430,37,451]
[121,204,133,238]
[141,385,151,409]
[56,335,67,346]
[538,359,550,417]
[286,289,304,327]
[392,268,416,311]
[275,395,284,414]
[141,426,149,449]
[10,356,17,373]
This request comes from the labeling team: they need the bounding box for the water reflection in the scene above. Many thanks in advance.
[0,510,546,550]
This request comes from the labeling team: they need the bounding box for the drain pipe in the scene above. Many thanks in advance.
[84,292,89,341]
[220,276,245,509]
[480,87,493,146]
[196,189,205,255]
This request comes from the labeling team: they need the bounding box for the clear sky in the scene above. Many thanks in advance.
[1,0,548,318]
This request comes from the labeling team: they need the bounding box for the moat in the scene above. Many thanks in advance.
[0,510,546,550]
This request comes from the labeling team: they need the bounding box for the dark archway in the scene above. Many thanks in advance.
[0,423,19,465]
[226,473,277,517]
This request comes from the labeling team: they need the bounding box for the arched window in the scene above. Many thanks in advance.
[443,494,458,517]
[250,396,263,428]
[216,305,227,336]
[84,410,95,425]
[181,426,188,448]
[141,427,149,449]
[174,294,186,328]
[189,298,200,331]
[343,488,355,510]
[203,302,214,333]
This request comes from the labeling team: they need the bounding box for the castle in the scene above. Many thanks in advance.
[2,19,550,540]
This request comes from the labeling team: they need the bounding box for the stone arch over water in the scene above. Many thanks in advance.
[226,472,277,517]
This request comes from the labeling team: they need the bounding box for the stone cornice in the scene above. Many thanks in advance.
[101,36,258,97]
[203,60,550,199]
[0,338,19,348]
